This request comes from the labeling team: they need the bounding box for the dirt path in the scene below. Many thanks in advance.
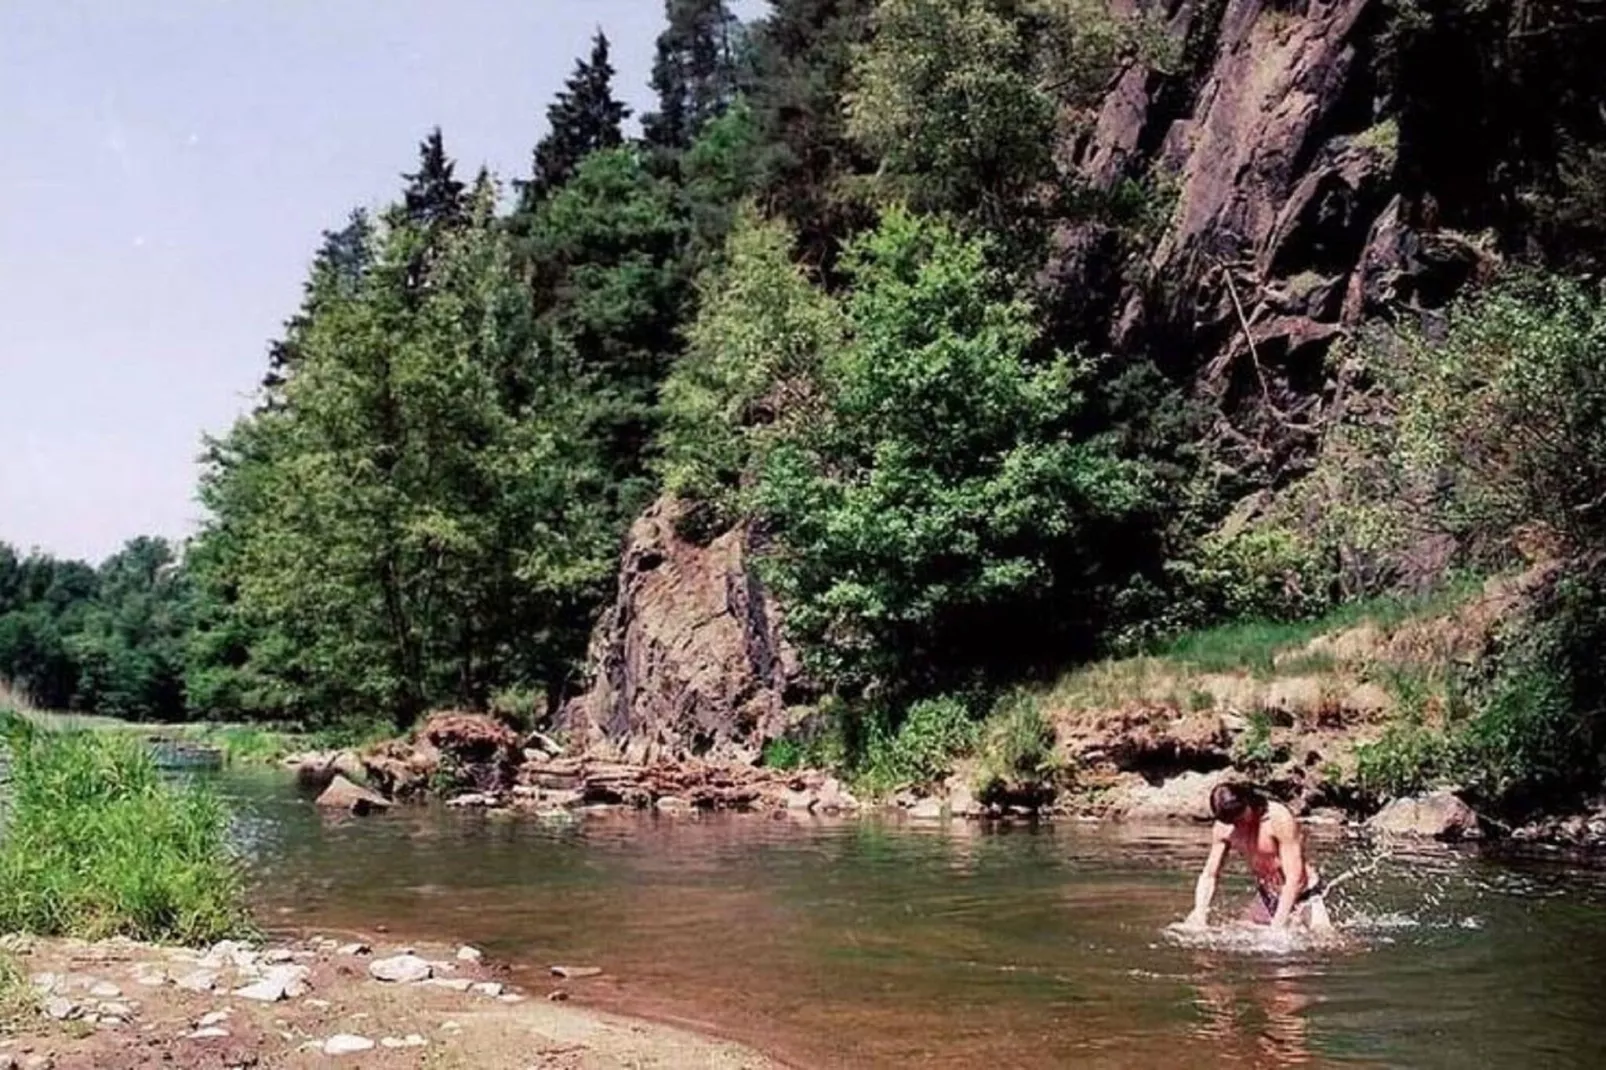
[0,933,780,1070]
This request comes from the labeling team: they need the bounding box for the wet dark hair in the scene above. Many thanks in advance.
[1209,782,1268,824]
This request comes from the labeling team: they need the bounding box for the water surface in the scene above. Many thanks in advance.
[221,770,1606,1069]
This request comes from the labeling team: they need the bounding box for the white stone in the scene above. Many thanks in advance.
[231,965,308,1004]
[303,998,332,1010]
[423,978,471,993]
[197,1011,230,1028]
[471,982,503,998]
[87,981,122,999]
[498,993,526,1004]
[43,997,79,1021]
[29,973,60,995]
[262,949,294,964]
[96,1002,133,1018]
[455,945,482,963]
[335,942,370,957]
[323,1034,376,1056]
[380,1035,428,1049]
[173,969,220,994]
[186,1027,230,1040]
[368,954,432,984]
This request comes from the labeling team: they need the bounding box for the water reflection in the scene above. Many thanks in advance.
[213,771,1606,1070]
[1190,959,1321,1067]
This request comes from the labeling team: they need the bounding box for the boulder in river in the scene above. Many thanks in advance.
[1368,791,1480,840]
[315,775,391,816]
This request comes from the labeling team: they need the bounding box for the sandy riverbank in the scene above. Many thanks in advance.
[0,932,779,1070]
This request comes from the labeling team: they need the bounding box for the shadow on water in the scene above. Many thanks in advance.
[215,769,1606,1069]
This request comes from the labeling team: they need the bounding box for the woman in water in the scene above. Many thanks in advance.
[1183,782,1333,931]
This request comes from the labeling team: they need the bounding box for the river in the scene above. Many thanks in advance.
[218,769,1606,1069]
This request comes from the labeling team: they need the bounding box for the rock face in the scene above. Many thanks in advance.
[1369,791,1480,840]
[561,498,805,764]
[1047,0,1489,488]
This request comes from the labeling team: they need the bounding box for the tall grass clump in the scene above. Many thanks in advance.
[0,951,34,1032]
[0,712,250,944]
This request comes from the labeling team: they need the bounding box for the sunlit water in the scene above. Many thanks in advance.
[218,769,1606,1069]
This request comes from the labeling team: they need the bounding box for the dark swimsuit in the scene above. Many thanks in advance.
[1256,874,1324,916]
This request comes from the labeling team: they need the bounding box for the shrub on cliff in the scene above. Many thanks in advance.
[0,713,249,944]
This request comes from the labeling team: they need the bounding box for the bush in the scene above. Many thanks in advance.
[857,695,979,793]
[1354,720,1460,799]
[0,713,250,944]
[975,693,1061,798]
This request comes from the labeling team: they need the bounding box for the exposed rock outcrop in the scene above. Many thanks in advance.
[314,775,391,816]
[1049,0,1492,486]
[1369,790,1480,840]
[560,498,806,765]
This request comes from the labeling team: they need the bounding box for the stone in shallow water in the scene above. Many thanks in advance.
[368,954,432,984]
[324,1035,375,1056]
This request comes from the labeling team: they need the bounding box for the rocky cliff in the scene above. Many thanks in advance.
[563,0,1501,761]
[1049,0,1488,485]
[560,498,805,763]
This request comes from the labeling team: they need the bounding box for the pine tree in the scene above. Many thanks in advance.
[262,209,373,394]
[643,0,741,152]
[401,127,467,230]
[745,0,876,263]
[521,31,630,208]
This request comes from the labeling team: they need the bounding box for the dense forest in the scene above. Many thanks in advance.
[6,0,1606,805]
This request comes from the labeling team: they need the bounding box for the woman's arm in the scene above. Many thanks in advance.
[1185,835,1229,927]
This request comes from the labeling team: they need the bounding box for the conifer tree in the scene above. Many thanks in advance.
[401,127,467,231]
[521,31,630,208]
[643,0,741,152]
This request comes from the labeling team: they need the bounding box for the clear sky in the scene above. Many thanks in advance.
[1,0,760,563]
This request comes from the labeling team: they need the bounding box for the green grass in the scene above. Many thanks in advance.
[0,711,252,944]
[185,724,302,766]
[0,951,34,1033]
[1149,580,1483,676]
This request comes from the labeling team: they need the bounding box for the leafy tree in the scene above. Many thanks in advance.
[845,0,1053,231]
[659,206,845,527]
[676,96,765,271]
[70,538,190,722]
[520,31,631,208]
[643,0,742,152]
[752,208,1151,694]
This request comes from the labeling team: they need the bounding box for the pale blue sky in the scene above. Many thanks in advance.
[1,0,760,562]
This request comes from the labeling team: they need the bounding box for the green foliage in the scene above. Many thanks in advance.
[0,951,34,1033]
[659,207,844,526]
[521,32,630,207]
[754,208,1149,694]
[1186,527,1336,624]
[0,713,250,943]
[1354,720,1460,799]
[1385,275,1606,552]
[1230,710,1281,773]
[857,695,978,793]
[644,0,742,152]
[847,0,1052,229]
[974,692,1060,797]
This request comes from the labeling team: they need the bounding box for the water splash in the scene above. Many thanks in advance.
[1160,921,1348,955]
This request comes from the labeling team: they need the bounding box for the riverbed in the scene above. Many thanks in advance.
[220,769,1606,1069]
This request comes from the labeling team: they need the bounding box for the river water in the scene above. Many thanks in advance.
[220,769,1606,1069]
